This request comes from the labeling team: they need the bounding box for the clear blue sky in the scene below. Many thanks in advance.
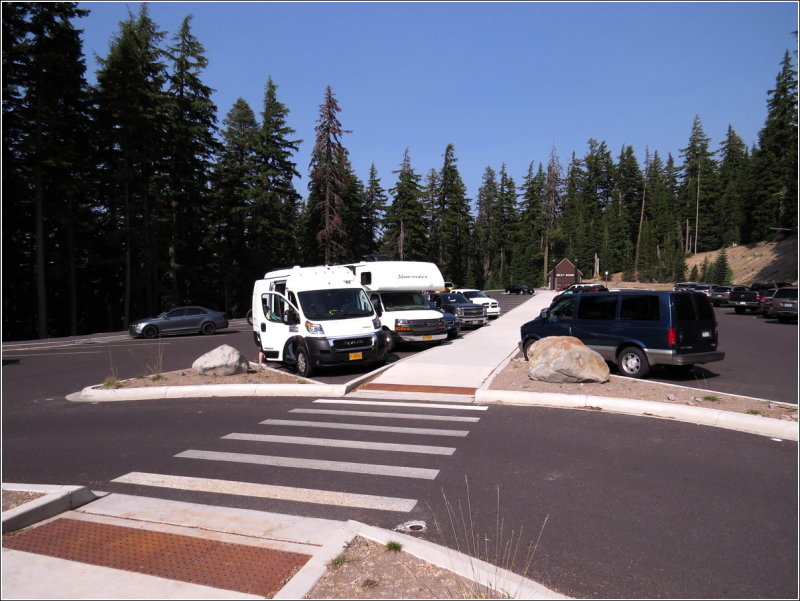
[75,1,798,205]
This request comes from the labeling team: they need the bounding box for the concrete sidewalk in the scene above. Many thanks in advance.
[359,291,553,396]
[2,486,565,599]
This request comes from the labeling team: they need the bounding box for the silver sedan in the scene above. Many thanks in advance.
[129,306,229,339]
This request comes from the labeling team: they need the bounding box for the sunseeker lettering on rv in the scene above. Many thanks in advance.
[398,274,426,279]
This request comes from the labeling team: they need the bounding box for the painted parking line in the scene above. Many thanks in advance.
[111,472,418,512]
[259,419,470,437]
[222,432,457,455]
[175,449,439,479]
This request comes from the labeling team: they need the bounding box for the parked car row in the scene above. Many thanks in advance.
[675,281,796,323]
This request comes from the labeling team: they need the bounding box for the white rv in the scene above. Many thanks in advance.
[346,260,448,351]
[251,265,385,377]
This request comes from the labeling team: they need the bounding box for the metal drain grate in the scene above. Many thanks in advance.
[3,518,311,597]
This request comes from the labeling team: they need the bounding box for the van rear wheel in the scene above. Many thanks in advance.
[383,329,395,352]
[617,347,649,378]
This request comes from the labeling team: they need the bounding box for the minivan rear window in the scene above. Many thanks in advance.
[578,295,617,320]
[620,295,660,320]
[673,292,714,320]
[694,294,714,319]
[673,294,696,320]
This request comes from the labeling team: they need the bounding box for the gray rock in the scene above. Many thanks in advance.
[192,344,249,376]
[527,336,610,383]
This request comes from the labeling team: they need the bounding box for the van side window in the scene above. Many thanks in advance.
[620,295,660,321]
[673,294,696,320]
[551,297,576,318]
[261,293,285,323]
[577,295,617,320]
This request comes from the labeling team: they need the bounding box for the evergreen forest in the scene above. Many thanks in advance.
[3,3,798,341]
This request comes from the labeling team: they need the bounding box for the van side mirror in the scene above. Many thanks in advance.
[283,309,299,325]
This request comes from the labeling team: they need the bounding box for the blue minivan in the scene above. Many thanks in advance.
[519,290,725,378]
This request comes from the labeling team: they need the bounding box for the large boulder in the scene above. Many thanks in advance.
[527,336,610,383]
[192,344,250,376]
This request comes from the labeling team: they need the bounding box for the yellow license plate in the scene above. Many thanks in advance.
[423,335,432,340]
[349,352,363,361]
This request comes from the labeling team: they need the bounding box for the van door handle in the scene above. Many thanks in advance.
[260,323,266,332]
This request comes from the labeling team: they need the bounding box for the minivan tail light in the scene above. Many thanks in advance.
[667,327,677,347]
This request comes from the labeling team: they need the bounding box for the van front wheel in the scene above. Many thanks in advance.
[617,347,649,379]
[295,345,314,378]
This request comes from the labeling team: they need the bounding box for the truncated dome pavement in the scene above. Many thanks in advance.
[2,517,311,597]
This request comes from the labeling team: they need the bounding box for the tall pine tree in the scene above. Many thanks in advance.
[748,51,798,241]
[381,149,428,261]
[304,86,350,264]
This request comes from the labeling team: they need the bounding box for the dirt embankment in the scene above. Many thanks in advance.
[590,236,797,287]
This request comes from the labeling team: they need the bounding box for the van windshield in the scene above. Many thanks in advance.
[298,288,374,321]
[380,292,430,311]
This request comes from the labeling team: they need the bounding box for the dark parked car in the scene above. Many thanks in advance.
[519,290,724,378]
[129,306,229,339]
[710,285,749,307]
[756,287,779,316]
[505,284,534,295]
[674,282,700,291]
[769,287,798,323]
[428,305,461,338]
[750,281,791,292]
[426,292,488,328]
[552,283,609,304]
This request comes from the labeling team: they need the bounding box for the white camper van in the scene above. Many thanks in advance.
[346,261,448,351]
[251,265,385,377]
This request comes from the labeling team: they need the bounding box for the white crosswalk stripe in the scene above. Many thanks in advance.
[223,432,456,455]
[289,409,481,424]
[175,449,440,479]
[312,398,488,411]
[290,408,480,422]
[111,472,417,512]
[259,419,470,436]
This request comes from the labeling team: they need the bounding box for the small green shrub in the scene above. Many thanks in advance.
[327,555,347,569]
[103,377,123,389]
[385,541,402,552]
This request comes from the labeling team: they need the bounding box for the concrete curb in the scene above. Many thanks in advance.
[475,389,799,441]
[2,484,104,533]
[69,360,398,402]
[341,520,568,599]
[72,382,350,401]
[274,523,358,600]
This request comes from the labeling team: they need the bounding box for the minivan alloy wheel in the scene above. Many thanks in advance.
[617,347,650,378]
